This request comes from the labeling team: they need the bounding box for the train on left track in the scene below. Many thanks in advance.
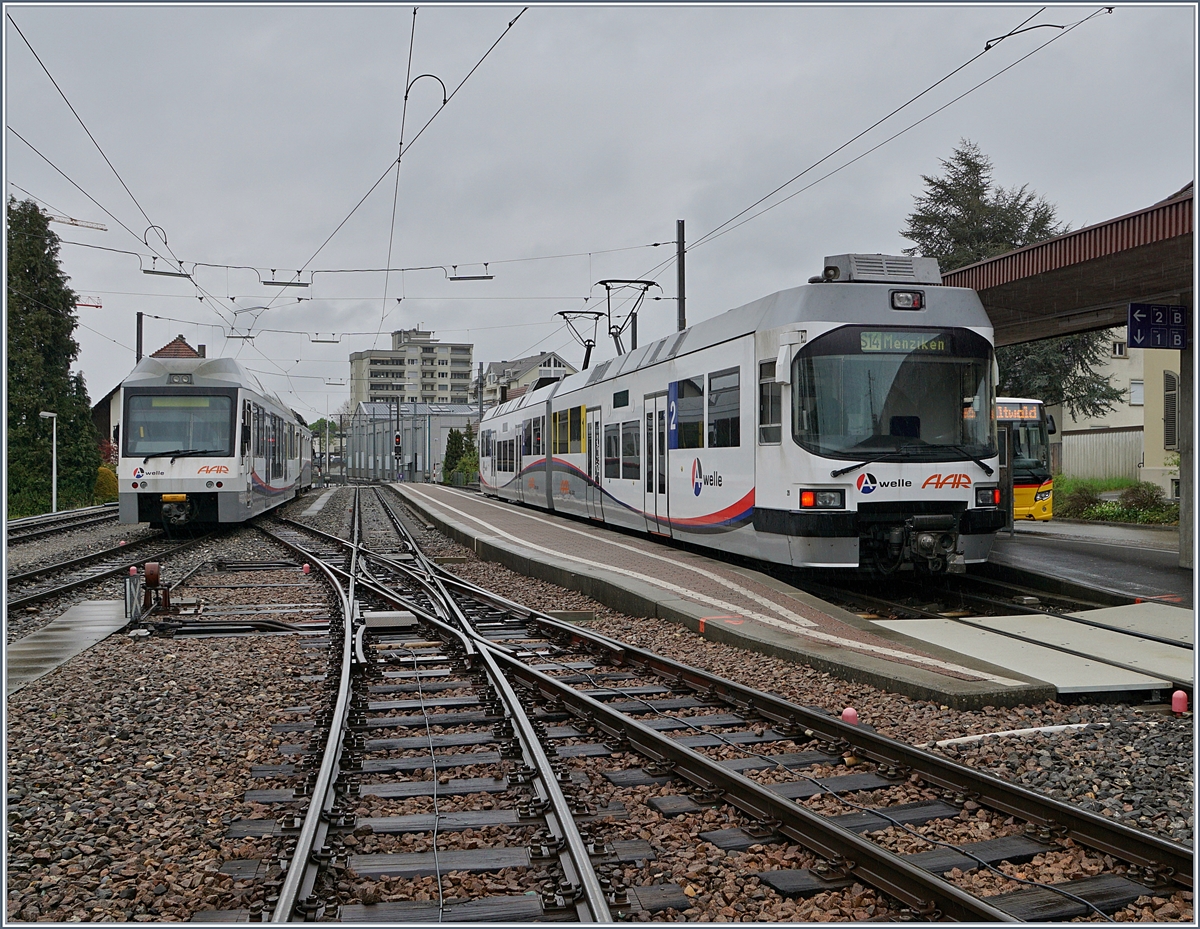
[478,252,1008,573]
[117,356,312,527]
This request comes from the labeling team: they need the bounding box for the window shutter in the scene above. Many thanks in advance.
[1164,371,1179,450]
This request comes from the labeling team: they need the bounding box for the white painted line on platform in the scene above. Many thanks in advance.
[872,618,1170,694]
[403,487,1028,687]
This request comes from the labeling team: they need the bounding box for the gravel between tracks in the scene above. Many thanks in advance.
[349,489,1193,850]
[9,489,1186,923]
[5,529,332,922]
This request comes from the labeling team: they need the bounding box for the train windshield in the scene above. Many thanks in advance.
[125,393,234,457]
[792,326,995,460]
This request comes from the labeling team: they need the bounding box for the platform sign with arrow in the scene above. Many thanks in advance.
[1128,303,1189,350]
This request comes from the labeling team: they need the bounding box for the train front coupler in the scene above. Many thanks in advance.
[906,514,964,574]
[160,494,194,527]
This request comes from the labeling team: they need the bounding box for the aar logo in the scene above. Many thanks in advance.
[133,466,145,479]
[856,472,878,494]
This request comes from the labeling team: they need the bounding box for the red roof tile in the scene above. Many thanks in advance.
[150,335,202,358]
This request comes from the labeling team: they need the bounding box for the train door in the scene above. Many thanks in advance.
[644,393,670,535]
[585,406,603,520]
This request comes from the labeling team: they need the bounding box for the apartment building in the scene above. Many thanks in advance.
[349,328,474,406]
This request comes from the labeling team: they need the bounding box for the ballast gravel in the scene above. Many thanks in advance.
[5,529,331,922]
[12,489,1186,922]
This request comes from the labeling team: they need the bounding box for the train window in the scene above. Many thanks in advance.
[604,424,620,479]
[569,407,583,454]
[708,368,740,448]
[613,389,629,408]
[551,410,567,455]
[242,401,252,456]
[523,420,533,456]
[759,361,782,444]
[621,421,640,480]
[532,417,543,456]
[675,377,704,449]
[646,414,653,492]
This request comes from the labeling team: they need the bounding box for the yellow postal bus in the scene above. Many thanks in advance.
[996,397,1054,520]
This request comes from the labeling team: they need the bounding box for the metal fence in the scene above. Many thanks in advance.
[1061,427,1144,480]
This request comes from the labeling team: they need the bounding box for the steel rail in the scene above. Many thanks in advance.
[6,534,214,610]
[263,514,613,920]
[352,490,613,920]
[435,567,1195,891]
[269,490,359,922]
[489,647,1015,922]
[279,504,1194,892]
[417,570,614,921]
[8,511,119,543]
[6,502,117,528]
[7,532,170,585]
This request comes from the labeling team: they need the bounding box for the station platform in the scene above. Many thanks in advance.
[393,485,1060,709]
[394,486,1195,707]
[991,519,1192,608]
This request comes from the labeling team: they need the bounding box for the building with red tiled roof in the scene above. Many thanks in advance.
[150,335,206,359]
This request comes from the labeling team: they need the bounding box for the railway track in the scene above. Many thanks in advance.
[6,530,218,611]
[6,503,119,544]
[218,486,1191,922]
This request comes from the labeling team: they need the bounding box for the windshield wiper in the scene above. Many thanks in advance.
[921,444,995,476]
[142,449,223,464]
[830,446,918,478]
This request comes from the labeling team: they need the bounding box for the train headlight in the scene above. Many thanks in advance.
[798,489,844,509]
[1034,488,1052,502]
[975,486,1000,507]
[206,481,214,488]
[890,290,925,310]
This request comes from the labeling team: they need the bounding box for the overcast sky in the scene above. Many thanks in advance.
[5,3,1196,421]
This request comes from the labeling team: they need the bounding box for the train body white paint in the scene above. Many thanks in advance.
[117,356,312,526]
[478,255,1006,572]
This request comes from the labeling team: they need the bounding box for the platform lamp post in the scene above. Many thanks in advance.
[39,411,57,513]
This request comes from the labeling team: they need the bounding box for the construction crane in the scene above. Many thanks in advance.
[47,214,107,232]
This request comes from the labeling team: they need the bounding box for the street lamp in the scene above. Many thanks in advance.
[39,411,57,513]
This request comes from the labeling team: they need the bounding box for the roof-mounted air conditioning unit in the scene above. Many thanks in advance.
[819,254,942,284]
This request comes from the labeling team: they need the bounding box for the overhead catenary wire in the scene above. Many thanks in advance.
[376,7,422,350]
[690,6,1115,253]
[686,7,1052,253]
[7,15,184,270]
[600,5,1114,339]
[293,7,528,276]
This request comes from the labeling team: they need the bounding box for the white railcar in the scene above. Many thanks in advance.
[479,254,1006,572]
[117,356,312,527]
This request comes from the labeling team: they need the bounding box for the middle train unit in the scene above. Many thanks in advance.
[479,253,1008,573]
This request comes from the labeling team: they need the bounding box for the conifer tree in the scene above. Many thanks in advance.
[901,142,1123,420]
[7,197,100,514]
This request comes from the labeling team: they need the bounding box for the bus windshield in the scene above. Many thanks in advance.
[792,326,995,460]
[125,393,234,457]
[998,401,1052,482]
